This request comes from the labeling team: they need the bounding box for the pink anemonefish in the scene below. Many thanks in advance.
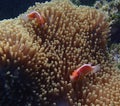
[70,64,100,81]
[22,11,45,25]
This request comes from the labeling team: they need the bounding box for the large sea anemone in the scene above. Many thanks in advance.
[0,0,120,106]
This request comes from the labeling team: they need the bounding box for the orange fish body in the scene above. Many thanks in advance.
[21,10,45,26]
[70,64,100,81]
[27,11,45,25]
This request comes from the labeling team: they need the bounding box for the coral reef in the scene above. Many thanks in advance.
[94,0,120,22]
[70,0,96,6]
[70,0,81,5]
[0,0,120,106]
[109,43,120,69]
[94,0,120,43]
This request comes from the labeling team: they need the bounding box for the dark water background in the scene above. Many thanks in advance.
[0,0,50,20]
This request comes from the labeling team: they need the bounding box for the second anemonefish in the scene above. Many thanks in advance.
[70,64,100,81]
[22,11,45,25]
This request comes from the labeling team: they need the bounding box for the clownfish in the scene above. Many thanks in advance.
[22,11,45,25]
[70,64,100,81]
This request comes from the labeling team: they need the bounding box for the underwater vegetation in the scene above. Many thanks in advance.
[0,0,120,106]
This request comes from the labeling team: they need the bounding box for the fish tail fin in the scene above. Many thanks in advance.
[92,64,100,73]
[21,14,29,22]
